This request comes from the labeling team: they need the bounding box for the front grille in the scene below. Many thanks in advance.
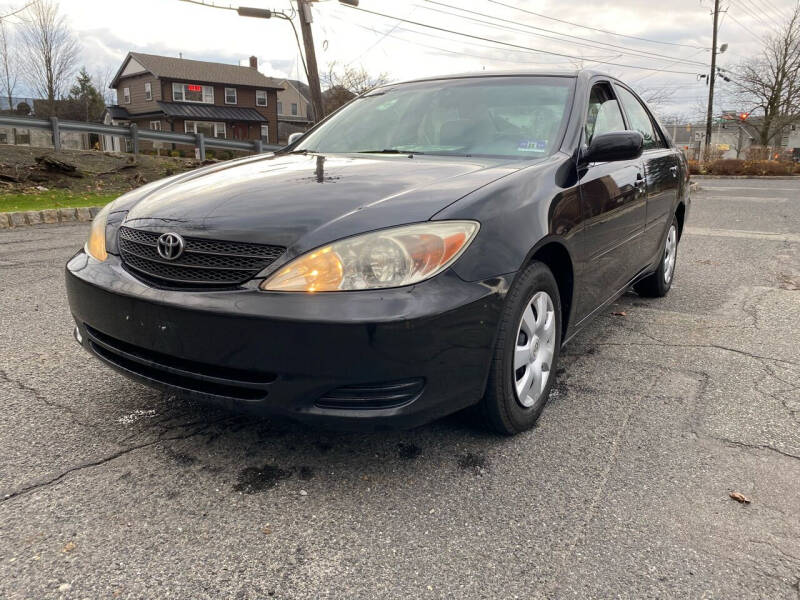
[118,226,285,288]
[316,378,425,410]
[84,324,275,401]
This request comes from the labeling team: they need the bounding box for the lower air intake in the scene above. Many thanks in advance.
[316,378,425,410]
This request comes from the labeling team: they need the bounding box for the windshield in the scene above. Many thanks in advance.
[294,76,575,159]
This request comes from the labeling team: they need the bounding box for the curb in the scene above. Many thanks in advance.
[0,206,101,229]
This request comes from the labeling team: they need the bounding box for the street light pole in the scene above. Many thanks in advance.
[704,0,721,157]
[297,0,325,123]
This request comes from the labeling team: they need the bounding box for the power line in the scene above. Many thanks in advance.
[340,18,584,67]
[420,1,710,68]
[341,4,704,75]
[486,0,708,50]
[725,12,765,42]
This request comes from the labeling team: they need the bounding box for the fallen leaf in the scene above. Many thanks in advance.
[729,491,750,504]
[612,311,627,317]
[262,525,272,535]
[61,541,76,553]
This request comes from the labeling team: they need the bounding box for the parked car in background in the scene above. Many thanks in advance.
[66,70,689,435]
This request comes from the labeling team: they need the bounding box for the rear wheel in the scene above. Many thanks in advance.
[635,216,679,298]
[480,261,562,435]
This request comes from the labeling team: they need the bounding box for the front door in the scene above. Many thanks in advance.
[576,82,647,320]
[615,85,679,264]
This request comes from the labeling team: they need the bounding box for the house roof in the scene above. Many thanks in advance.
[111,52,284,90]
[104,105,132,120]
[157,101,267,122]
[282,79,311,102]
[103,102,269,123]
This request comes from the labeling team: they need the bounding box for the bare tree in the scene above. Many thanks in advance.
[94,64,115,105]
[732,3,800,146]
[0,19,18,111]
[20,0,79,116]
[322,61,389,113]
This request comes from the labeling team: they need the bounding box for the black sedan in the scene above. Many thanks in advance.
[66,70,689,435]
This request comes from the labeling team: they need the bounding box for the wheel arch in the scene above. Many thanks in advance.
[521,237,575,340]
[675,201,686,239]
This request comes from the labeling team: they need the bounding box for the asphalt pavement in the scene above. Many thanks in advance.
[1,176,798,599]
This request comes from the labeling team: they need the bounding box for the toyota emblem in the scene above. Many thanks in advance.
[156,233,185,260]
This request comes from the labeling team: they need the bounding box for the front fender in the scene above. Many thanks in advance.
[432,155,581,282]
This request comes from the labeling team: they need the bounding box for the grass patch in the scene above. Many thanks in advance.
[0,190,118,213]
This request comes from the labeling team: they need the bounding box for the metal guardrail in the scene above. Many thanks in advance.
[0,114,283,159]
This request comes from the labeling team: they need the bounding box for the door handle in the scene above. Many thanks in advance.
[634,173,646,192]
[669,165,678,178]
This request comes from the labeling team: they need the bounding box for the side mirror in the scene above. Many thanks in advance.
[287,132,304,146]
[581,131,644,164]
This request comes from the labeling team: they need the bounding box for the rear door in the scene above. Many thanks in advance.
[576,81,647,320]
[614,84,680,265]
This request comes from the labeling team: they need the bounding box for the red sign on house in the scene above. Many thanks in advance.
[187,84,202,92]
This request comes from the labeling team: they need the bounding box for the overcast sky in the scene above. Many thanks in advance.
[3,0,798,119]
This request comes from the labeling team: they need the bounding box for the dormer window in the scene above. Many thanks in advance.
[172,82,214,104]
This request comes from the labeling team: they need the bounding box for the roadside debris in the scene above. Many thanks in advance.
[729,491,751,504]
[612,311,628,317]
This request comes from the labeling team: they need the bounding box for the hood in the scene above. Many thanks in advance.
[122,153,522,253]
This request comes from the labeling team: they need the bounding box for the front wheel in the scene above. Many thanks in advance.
[480,261,562,435]
[635,216,679,298]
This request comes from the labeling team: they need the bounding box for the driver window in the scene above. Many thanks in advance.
[585,83,625,144]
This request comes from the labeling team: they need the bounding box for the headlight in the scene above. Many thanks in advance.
[85,203,113,261]
[261,221,479,292]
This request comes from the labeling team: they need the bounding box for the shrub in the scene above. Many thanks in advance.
[708,159,744,175]
[170,150,181,158]
[687,160,704,175]
[743,160,793,176]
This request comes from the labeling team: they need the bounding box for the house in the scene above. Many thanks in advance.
[103,52,283,152]
[276,78,314,142]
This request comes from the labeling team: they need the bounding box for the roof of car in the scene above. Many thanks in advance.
[388,69,611,86]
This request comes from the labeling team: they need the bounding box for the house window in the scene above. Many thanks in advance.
[15,128,31,145]
[185,120,226,138]
[144,82,152,101]
[0,130,7,143]
[172,82,214,104]
[291,102,298,116]
[225,88,237,104]
[123,87,130,104]
[150,120,161,131]
[260,124,269,140]
[277,101,282,115]
[256,90,267,106]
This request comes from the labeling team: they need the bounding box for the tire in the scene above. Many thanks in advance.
[635,216,679,298]
[480,261,562,435]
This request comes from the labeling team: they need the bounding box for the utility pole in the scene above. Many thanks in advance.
[297,0,325,123]
[704,0,721,157]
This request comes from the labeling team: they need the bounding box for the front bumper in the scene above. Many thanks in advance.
[66,251,510,430]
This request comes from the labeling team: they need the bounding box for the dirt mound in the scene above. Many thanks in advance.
[0,145,205,195]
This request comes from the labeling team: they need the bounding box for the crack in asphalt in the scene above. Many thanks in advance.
[0,367,100,430]
[699,433,800,462]
[0,415,238,503]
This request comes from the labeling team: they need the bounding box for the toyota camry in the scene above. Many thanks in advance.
[66,70,689,434]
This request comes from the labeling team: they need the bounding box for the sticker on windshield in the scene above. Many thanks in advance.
[518,140,548,152]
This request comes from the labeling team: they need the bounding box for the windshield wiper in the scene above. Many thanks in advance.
[355,149,425,155]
